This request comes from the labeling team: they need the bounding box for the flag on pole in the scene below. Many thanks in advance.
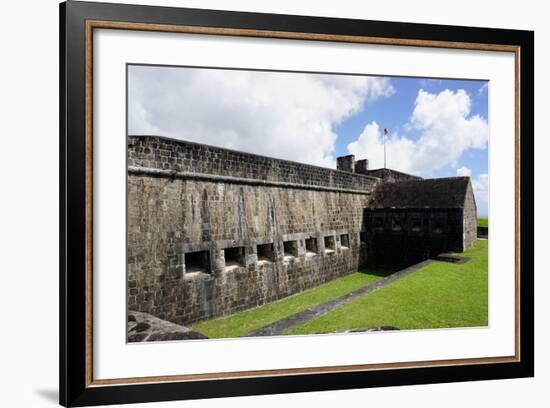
[383,128,388,168]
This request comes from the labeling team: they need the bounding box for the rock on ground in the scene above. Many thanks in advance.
[335,326,400,333]
[127,311,208,342]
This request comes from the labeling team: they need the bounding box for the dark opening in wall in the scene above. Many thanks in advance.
[411,216,422,232]
[340,234,350,249]
[365,208,464,272]
[374,215,385,231]
[257,243,274,263]
[360,231,368,244]
[224,246,245,270]
[184,250,210,274]
[324,236,335,253]
[283,240,299,258]
[392,214,403,231]
[305,237,318,255]
[432,219,444,234]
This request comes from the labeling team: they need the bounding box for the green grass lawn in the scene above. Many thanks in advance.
[477,218,488,228]
[191,268,389,338]
[287,240,488,335]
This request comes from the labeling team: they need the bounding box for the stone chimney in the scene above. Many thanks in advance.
[336,155,356,173]
[355,159,369,174]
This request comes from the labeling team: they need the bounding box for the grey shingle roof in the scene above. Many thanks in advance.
[370,177,471,209]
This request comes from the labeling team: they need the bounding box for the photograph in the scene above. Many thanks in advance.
[0,0,542,404]
[126,65,489,342]
[54,1,535,405]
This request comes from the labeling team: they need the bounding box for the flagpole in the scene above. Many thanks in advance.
[383,128,387,169]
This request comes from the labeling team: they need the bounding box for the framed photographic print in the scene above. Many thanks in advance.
[59,0,534,406]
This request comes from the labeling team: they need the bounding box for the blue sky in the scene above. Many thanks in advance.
[334,76,489,216]
[335,77,488,181]
[128,65,489,216]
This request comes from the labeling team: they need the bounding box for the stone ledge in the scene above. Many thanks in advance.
[434,253,471,264]
[477,226,489,238]
[128,166,374,196]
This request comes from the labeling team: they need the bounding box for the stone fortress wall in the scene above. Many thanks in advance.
[127,136,380,325]
[462,181,478,249]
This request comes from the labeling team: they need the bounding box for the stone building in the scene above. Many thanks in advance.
[127,135,477,326]
[364,177,477,270]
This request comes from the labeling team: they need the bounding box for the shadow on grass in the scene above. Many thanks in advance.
[357,268,393,278]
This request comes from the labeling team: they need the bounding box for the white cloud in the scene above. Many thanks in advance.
[128,66,394,167]
[472,173,489,204]
[347,89,488,176]
[347,121,417,171]
[455,166,488,209]
[478,82,488,96]
[456,166,472,177]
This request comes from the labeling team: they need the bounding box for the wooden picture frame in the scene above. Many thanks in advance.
[60,1,534,406]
